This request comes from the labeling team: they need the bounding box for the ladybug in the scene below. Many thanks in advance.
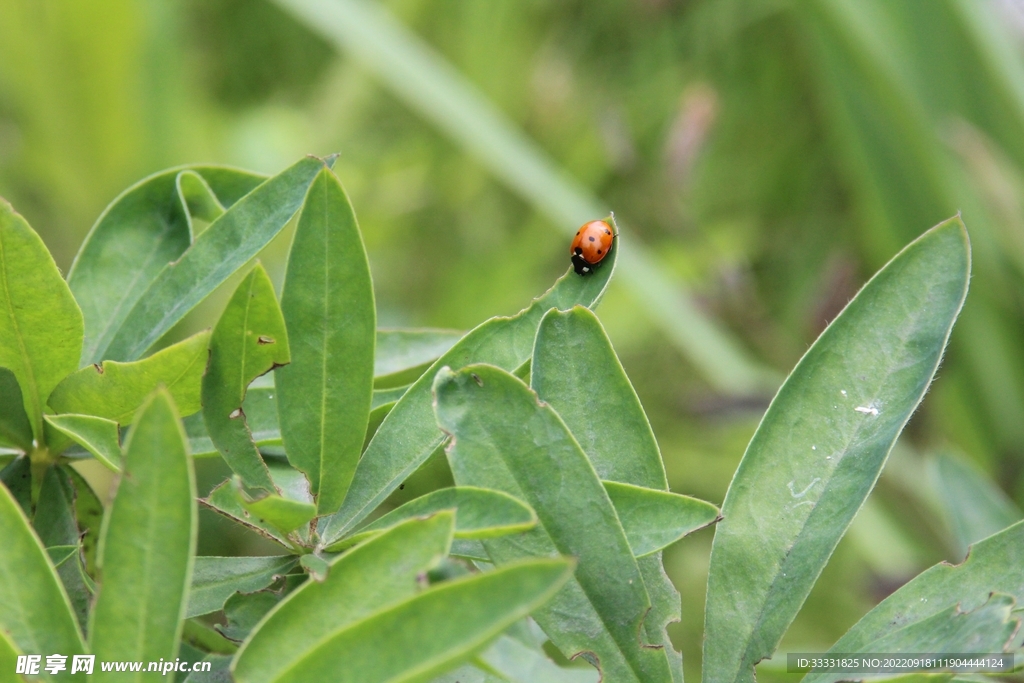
[570,220,614,275]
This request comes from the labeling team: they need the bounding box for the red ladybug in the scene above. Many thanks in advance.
[570,220,614,275]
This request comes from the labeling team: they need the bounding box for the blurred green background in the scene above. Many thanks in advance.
[3,0,1024,678]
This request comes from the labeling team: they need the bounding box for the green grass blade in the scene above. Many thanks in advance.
[102,157,329,362]
[89,389,197,681]
[187,556,297,619]
[703,217,971,683]
[270,0,772,394]
[0,199,84,443]
[69,166,265,366]
[277,167,375,515]
[203,263,290,491]
[49,330,211,425]
[433,364,673,683]
[0,470,86,672]
[320,240,617,544]
[233,513,455,683]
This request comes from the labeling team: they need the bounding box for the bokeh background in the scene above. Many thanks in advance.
[3,0,1024,679]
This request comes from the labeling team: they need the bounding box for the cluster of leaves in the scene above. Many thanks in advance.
[0,156,719,682]
[1,154,1021,683]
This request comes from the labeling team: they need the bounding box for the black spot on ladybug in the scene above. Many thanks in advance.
[605,230,611,235]
[597,249,602,254]
[588,236,595,242]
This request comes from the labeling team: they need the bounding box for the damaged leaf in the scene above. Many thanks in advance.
[202,263,290,491]
[49,330,211,425]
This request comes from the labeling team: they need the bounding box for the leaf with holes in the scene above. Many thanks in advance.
[203,263,290,491]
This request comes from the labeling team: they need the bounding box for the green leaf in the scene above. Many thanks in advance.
[329,486,537,551]
[476,634,600,683]
[64,465,104,575]
[239,484,317,536]
[808,520,1024,682]
[187,385,281,457]
[186,382,402,458]
[69,166,265,365]
[374,328,463,387]
[433,364,672,683]
[49,330,211,425]
[532,306,668,489]
[0,629,20,680]
[203,263,290,491]
[807,594,1021,683]
[603,481,719,558]
[530,305,684,680]
[430,666,504,683]
[217,591,284,642]
[202,479,293,548]
[46,543,92,633]
[33,466,79,548]
[233,513,455,683]
[0,199,84,442]
[44,414,122,471]
[177,170,226,230]
[182,619,239,656]
[89,389,198,679]
[187,556,297,618]
[703,217,971,683]
[929,450,1022,558]
[0,469,86,668]
[102,157,332,362]
[321,242,617,544]
[277,167,375,516]
[242,557,572,683]
[0,368,32,450]
[0,456,31,515]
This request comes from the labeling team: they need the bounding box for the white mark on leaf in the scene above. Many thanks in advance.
[855,404,879,416]
[787,477,820,498]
